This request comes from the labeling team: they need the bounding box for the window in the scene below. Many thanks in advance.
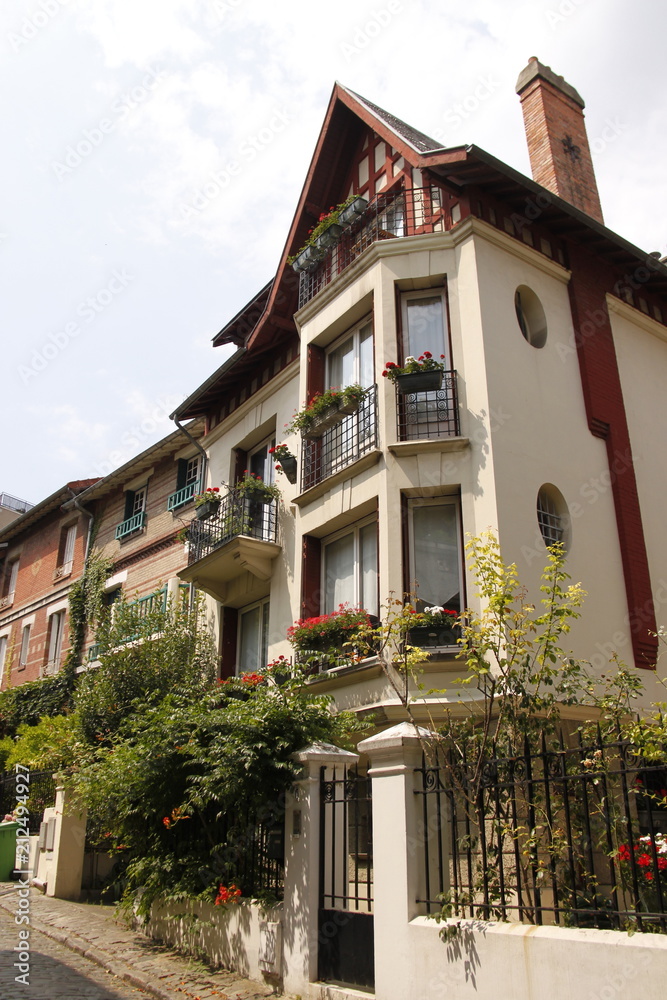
[2,559,19,603]
[56,524,77,578]
[116,486,147,539]
[18,624,31,669]
[326,319,374,392]
[0,635,7,685]
[515,285,547,348]
[407,497,463,614]
[401,291,449,367]
[46,610,66,673]
[237,598,270,674]
[248,437,276,486]
[537,484,569,550]
[399,291,454,439]
[168,456,202,510]
[322,320,375,477]
[323,520,378,617]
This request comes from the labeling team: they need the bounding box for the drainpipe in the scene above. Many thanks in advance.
[172,415,208,490]
[66,490,95,561]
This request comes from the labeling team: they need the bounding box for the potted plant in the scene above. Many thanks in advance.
[288,196,365,272]
[235,472,281,505]
[269,444,297,484]
[193,487,221,520]
[382,351,446,393]
[404,606,460,648]
[287,384,365,439]
[339,195,368,226]
[287,605,373,653]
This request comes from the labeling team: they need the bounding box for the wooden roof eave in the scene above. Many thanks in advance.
[245,85,444,353]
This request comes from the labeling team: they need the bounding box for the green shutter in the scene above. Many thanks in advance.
[123,490,135,521]
[176,459,188,490]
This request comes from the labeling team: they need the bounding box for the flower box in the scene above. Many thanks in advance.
[395,370,443,394]
[240,489,274,505]
[278,455,297,484]
[301,404,347,440]
[315,223,343,250]
[195,500,220,521]
[292,244,324,273]
[339,196,368,226]
[407,622,459,648]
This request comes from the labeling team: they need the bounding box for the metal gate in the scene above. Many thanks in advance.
[318,764,374,989]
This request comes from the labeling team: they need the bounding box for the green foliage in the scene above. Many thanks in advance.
[76,591,217,745]
[65,550,114,671]
[440,532,591,754]
[286,384,365,433]
[0,550,114,738]
[72,666,362,914]
[3,714,83,773]
[0,672,75,737]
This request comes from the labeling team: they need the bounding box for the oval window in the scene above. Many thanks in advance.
[515,285,547,348]
[536,484,570,551]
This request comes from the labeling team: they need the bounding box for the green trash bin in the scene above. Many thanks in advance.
[0,822,19,880]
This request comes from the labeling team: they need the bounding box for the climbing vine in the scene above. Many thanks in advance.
[0,548,112,737]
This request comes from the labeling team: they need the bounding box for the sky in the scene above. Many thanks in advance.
[2,0,665,505]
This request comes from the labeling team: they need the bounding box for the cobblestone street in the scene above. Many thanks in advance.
[0,904,148,1000]
[0,887,285,1000]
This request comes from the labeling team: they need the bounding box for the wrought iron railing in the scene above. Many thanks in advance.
[187,489,278,566]
[167,479,201,511]
[396,371,460,440]
[298,185,450,308]
[115,510,146,539]
[301,385,378,493]
[86,584,190,661]
[415,731,667,932]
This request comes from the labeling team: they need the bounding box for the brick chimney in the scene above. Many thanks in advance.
[515,57,603,223]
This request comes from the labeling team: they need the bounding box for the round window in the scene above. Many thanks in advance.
[536,484,570,551]
[515,285,547,348]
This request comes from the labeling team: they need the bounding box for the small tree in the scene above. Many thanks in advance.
[75,589,217,745]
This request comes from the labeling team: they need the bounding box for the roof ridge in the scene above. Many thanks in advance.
[338,84,445,153]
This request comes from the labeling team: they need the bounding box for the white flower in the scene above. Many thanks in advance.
[424,605,444,614]
[405,356,416,364]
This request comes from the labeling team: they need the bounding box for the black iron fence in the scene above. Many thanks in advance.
[396,371,460,441]
[318,764,374,988]
[415,732,667,932]
[298,185,450,308]
[301,385,378,492]
[0,770,57,835]
[187,490,278,566]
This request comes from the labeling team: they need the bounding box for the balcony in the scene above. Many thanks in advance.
[179,490,281,603]
[301,385,378,494]
[297,185,451,308]
[396,371,460,441]
[115,510,146,540]
[167,479,201,512]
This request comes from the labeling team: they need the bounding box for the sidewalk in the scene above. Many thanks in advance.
[0,883,287,1000]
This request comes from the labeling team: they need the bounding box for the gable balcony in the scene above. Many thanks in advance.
[296,185,452,308]
[178,489,281,604]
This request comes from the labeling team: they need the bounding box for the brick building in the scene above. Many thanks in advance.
[0,420,206,689]
[0,480,98,686]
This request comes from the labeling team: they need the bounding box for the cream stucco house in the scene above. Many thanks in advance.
[174,58,667,719]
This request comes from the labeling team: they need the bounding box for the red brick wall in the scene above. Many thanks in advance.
[518,72,603,223]
[0,509,89,687]
[567,244,658,667]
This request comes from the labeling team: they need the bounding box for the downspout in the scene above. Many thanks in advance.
[172,415,208,490]
[66,489,95,561]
